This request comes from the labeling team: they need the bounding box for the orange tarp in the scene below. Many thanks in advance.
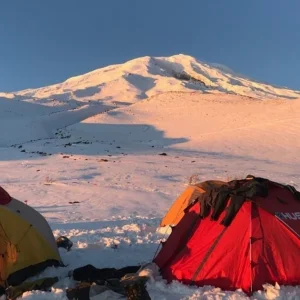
[160,180,227,227]
[160,186,205,227]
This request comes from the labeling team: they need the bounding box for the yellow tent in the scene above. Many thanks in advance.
[160,180,226,227]
[0,186,61,287]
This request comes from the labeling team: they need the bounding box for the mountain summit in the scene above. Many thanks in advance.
[2,54,299,107]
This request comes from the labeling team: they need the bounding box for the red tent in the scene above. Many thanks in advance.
[0,185,12,205]
[154,176,300,294]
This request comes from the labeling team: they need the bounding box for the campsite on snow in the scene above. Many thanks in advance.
[0,54,300,299]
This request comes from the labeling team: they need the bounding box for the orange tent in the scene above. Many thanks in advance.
[160,180,226,227]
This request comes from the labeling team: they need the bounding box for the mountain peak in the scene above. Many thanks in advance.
[3,54,299,108]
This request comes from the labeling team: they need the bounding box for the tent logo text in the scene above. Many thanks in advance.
[275,212,300,220]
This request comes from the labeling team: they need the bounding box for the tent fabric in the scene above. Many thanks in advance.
[0,186,61,287]
[160,180,228,227]
[154,176,300,294]
[0,205,61,286]
[0,186,12,205]
[160,185,205,227]
[254,183,300,238]
[6,198,60,257]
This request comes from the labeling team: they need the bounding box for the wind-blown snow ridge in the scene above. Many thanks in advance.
[2,54,299,107]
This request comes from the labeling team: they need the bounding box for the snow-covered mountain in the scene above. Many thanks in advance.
[2,54,299,109]
[1,55,300,299]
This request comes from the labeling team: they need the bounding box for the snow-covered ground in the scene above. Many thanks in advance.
[0,55,300,299]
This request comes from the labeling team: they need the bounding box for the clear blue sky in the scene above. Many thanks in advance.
[1,0,299,91]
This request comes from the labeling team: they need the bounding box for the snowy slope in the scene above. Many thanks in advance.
[1,90,300,299]
[0,100,111,147]
[2,54,300,109]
